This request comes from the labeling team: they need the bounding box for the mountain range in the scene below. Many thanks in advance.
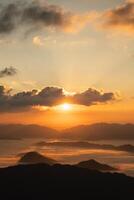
[62,123,134,140]
[18,151,117,172]
[0,124,58,140]
[0,123,134,140]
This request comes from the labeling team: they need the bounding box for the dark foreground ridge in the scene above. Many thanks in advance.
[0,163,134,199]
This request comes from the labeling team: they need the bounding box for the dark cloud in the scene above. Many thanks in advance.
[21,3,69,27]
[0,1,69,35]
[0,67,17,78]
[72,88,115,106]
[38,87,65,106]
[0,85,116,112]
[0,1,91,35]
[102,1,134,33]
[0,3,20,34]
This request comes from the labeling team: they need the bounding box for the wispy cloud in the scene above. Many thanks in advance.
[33,36,44,46]
[0,1,96,36]
[0,67,17,78]
[101,0,134,35]
[32,35,95,47]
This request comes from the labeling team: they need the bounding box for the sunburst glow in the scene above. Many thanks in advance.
[60,103,72,111]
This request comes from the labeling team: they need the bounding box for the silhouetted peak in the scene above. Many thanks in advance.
[76,159,117,172]
[18,151,57,165]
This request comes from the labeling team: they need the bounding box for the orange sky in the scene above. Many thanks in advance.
[0,101,134,130]
[0,0,134,129]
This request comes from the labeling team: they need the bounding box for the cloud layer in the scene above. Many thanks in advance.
[1,0,133,36]
[0,1,93,35]
[0,67,17,78]
[0,86,116,112]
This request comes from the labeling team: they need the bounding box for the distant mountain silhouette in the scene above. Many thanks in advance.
[35,141,134,153]
[0,124,58,140]
[0,123,134,141]
[75,159,117,172]
[116,144,134,153]
[62,123,134,140]
[19,152,117,172]
[18,151,57,165]
[0,163,133,199]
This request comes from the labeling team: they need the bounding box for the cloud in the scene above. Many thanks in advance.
[0,85,117,112]
[72,88,115,106]
[102,1,134,34]
[33,35,57,46]
[0,1,95,36]
[32,35,96,47]
[0,67,17,78]
[33,36,44,46]
[35,141,134,153]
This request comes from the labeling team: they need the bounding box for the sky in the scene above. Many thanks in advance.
[0,0,134,129]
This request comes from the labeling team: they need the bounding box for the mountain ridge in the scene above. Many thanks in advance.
[17,151,117,172]
[0,162,133,199]
[62,123,134,140]
[0,123,134,140]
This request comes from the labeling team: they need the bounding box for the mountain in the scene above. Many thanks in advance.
[18,151,57,165]
[75,159,117,172]
[19,152,117,171]
[0,163,133,199]
[0,123,134,141]
[0,124,58,140]
[62,123,134,140]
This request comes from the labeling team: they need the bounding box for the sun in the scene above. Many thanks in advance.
[60,103,72,111]
[53,103,73,112]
